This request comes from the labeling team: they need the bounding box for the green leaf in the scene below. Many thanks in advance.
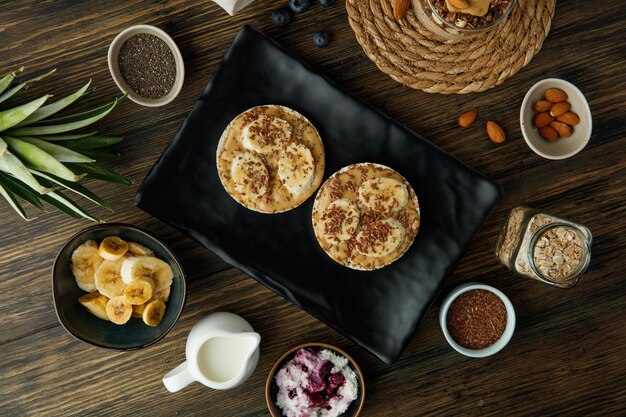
[0,72,16,96]
[79,150,120,162]
[3,136,84,182]
[67,162,131,185]
[17,137,95,163]
[40,190,101,222]
[0,69,56,104]
[0,141,52,194]
[61,136,123,150]
[33,131,98,141]
[0,95,50,132]
[30,169,112,211]
[0,171,44,209]
[0,182,30,220]
[15,80,91,127]
[6,96,123,136]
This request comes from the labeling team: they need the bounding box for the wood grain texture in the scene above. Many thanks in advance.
[0,0,624,416]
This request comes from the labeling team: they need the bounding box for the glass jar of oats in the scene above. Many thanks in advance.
[495,207,592,288]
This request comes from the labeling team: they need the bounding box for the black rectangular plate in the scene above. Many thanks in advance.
[136,26,501,363]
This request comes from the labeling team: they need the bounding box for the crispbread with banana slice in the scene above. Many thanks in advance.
[216,105,325,213]
[312,163,421,271]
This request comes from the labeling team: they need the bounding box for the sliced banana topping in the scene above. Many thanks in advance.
[120,256,174,292]
[143,300,166,327]
[78,292,110,321]
[152,286,171,302]
[98,236,129,261]
[94,259,127,299]
[127,241,155,257]
[277,142,315,196]
[124,277,155,305]
[355,218,406,258]
[231,152,269,198]
[358,177,409,214]
[71,240,103,292]
[241,115,292,153]
[106,296,132,325]
[321,198,360,244]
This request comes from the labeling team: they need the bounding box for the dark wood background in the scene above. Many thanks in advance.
[0,0,624,415]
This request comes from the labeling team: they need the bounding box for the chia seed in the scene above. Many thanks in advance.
[118,33,176,99]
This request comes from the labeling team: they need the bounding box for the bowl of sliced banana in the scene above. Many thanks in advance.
[53,223,186,349]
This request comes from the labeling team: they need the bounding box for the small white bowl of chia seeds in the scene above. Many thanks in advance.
[108,24,185,107]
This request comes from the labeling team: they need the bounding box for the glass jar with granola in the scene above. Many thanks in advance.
[495,207,592,288]
[413,0,517,40]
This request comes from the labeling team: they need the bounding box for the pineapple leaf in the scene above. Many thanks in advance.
[15,79,91,127]
[0,141,52,195]
[0,95,51,132]
[30,169,112,211]
[0,182,30,220]
[61,136,123,150]
[0,171,44,209]
[79,150,120,162]
[17,137,95,163]
[6,96,123,136]
[67,162,131,185]
[3,136,85,182]
[40,190,101,222]
[0,73,16,96]
[34,131,98,141]
[0,69,56,105]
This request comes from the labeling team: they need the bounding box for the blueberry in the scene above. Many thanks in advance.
[318,0,335,6]
[271,8,292,27]
[312,31,331,48]
[289,0,310,14]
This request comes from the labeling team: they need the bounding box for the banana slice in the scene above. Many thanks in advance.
[78,292,110,321]
[98,236,129,261]
[94,259,126,299]
[143,300,166,327]
[358,177,409,213]
[106,296,132,325]
[71,240,103,292]
[127,241,155,257]
[355,218,406,258]
[321,198,360,244]
[124,277,155,305]
[277,142,315,196]
[132,303,146,318]
[120,256,174,291]
[152,286,171,302]
[241,115,292,153]
[231,152,269,198]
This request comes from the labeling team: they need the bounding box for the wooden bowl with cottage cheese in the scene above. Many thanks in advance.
[312,163,420,271]
[216,105,325,213]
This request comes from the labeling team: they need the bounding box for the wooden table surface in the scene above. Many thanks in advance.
[1,1,624,416]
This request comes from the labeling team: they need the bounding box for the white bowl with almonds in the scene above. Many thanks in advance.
[520,78,592,160]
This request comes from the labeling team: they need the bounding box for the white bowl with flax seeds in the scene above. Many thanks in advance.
[108,25,185,107]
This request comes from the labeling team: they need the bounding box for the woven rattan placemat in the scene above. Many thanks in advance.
[346,0,556,94]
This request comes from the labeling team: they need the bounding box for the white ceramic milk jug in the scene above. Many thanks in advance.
[163,312,261,392]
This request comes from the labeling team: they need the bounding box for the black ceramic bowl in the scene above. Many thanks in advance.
[53,223,186,349]
[266,343,365,417]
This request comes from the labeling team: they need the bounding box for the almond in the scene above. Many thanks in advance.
[392,0,410,19]
[533,112,554,128]
[458,110,478,128]
[544,88,568,103]
[550,121,573,138]
[534,100,552,113]
[556,111,580,126]
[449,0,469,8]
[486,121,506,143]
[539,126,559,142]
[549,101,571,117]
